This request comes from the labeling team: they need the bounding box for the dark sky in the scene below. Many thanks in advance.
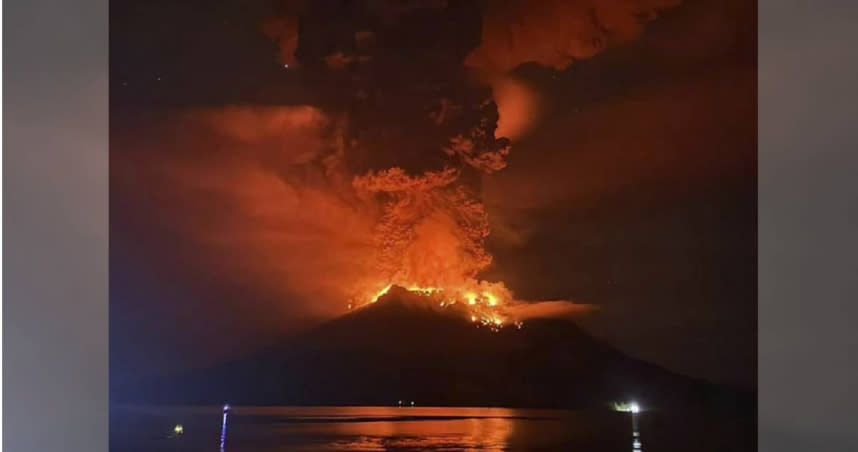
[111,0,755,389]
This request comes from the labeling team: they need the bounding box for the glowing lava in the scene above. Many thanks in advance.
[369,284,393,303]
[354,283,518,330]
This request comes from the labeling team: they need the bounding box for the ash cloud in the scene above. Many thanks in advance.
[508,300,598,321]
[262,14,300,66]
[113,106,377,319]
[114,1,689,344]
[465,0,680,73]
[185,0,688,318]
[112,0,754,386]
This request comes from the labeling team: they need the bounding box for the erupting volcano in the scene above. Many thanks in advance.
[110,3,758,450]
[339,87,531,327]
[125,283,751,413]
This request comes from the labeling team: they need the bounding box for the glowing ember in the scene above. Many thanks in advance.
[466,293,477,305]
[369,284,393,303]
[354,283,517,330]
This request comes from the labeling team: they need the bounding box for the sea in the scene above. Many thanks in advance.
[110,405,755,451]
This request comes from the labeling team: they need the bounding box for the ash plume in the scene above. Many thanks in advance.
[465,0,681,73]
[116,1,682,328]
[113,106,377,318]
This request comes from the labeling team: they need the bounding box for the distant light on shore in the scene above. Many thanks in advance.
[610,401,643,413]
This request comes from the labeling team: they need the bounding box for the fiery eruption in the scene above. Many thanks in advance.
[335,84,524,325]
[361,283,517,332]
[206,0,681,328]
[349,163,516,327]
[116,1,640,333]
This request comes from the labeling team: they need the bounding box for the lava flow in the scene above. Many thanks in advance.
[354,283,522,332]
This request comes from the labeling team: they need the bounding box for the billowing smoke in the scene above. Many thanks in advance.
[354,168,490,288]
[490,76,542,141]
[262,15,300,67]
[113,104,515,319]
[507,300,597,321]
[116,1,685,330]
[113,106,379,318]
[465,0,680,73]
[465,0,680,141]
[112,98,513,314]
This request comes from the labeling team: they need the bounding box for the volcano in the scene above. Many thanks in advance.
[125,287,750,411]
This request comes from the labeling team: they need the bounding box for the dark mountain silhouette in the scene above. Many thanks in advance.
[123,287,752,412]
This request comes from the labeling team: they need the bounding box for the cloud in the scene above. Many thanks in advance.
[491,76,542,141]
[465,0,680,73]
[262,15,301,66]
[508,300,597,320]
[113,106,377,319]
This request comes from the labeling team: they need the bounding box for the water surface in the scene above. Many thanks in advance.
[111,405,753,451]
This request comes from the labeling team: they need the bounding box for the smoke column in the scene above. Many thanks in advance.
[114,0,684,332]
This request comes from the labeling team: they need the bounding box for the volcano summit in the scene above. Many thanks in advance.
[125,287,749,413]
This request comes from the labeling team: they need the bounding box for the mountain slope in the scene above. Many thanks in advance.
[127,287,751,411]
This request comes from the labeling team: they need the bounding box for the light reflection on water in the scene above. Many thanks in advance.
[319,411,515,451]
[632,411,644,452]
[240,407,542,451]
[113,405,642,451]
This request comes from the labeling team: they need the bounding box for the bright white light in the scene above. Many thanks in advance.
[283,64,289,68]
[630,402,640,414]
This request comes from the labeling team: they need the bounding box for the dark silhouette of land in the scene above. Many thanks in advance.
[122,287,752,413]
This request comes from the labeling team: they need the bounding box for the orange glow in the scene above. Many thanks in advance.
[407,287,442,296]
[354,283,514,330]
[347,163,522,329]
[369,284,393,303]
[116,105,588,333]
[466,293,477,305]
[492,76,541,141]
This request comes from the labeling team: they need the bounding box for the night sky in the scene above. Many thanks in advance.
[111,0,756,390]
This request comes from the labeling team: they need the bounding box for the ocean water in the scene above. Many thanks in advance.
[110,405,754,451]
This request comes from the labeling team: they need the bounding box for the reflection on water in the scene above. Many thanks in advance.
[238,407,542,451]
[320,410,515,451]
[220,405,230,452]
[632,411,644,452]
[111,404,760,451]
[113,406,607,451]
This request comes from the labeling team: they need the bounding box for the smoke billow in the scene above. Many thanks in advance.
[490,76,543,141]
[507,300,598,320]
[114,106,380,318]
[262,15,300,67]
[117,1,686,327]
[113,104,515,318]
[352,167,494,298]
[465,0,680,73]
